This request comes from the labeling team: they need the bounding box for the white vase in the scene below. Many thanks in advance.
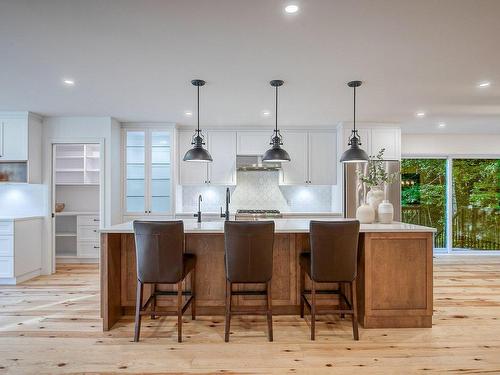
[356,204,375,224]
[378,200,394,224]
[367,187,385,221]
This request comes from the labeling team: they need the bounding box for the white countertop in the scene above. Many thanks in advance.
[0,215,45,221]
[101,218,436,234]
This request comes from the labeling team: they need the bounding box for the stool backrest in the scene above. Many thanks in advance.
[309,220,360,282]
[133,221,184,283]
[224,221,275,283]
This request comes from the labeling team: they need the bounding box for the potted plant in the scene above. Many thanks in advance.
[356,148,398,222]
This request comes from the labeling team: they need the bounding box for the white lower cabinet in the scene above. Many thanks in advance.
[0,218,42,285]
[77,215,100,258]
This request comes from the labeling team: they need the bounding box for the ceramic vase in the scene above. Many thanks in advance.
[356,204,375,224]
[367,187,385,221]
[378,200,394,224]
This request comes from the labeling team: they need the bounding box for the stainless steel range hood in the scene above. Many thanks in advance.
[236,155,281,171]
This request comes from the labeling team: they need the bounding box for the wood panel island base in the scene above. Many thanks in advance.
[100,220,435,331]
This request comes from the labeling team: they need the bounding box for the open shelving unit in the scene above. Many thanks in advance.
[53,143,101,263]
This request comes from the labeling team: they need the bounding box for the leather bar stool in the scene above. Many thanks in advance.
[224,221,275,342]
[299,220,360,341]
[133,221,196,343]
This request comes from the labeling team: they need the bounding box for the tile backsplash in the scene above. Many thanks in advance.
[180,171,334,213]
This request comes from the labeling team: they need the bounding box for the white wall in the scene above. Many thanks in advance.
[402,134,500,156]
[41,116,121,274]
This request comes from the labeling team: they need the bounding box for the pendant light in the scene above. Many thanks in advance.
[183,79,213,162]
[340,80,369,163]
[262,80,291,162]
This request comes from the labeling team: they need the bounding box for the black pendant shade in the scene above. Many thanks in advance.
[340,80,369,163]
[262,79,291,162]
[183,79,213,162]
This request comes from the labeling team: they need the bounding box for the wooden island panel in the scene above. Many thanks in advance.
[101,230,433,331]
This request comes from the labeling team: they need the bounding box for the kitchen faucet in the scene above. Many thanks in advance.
[194,194,202,223]
[220,187,230,221]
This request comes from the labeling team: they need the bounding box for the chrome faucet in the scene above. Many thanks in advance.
[194,194,202,223]
[220,187,230,221]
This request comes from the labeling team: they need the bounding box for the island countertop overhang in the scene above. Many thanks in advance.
[100,218,436,234]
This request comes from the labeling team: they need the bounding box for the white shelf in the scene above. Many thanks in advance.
[56,156,83,159]
[56,169,84,172]
[56,183,99,186]
[55,211,99,216]
[56,232,77,237]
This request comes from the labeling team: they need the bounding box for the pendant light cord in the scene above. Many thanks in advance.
[353,85,356,133]
[275,85,278,133]
[197,85,200,134]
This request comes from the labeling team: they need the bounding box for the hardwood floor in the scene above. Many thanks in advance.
[1,256,500,374]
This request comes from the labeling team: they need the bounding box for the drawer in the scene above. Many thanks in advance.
[77,225,99,241]
[77,242,100,258]
[0,221,14,235]
[0,235,14,257]
[77,215,100,226]
[0,257,14,278]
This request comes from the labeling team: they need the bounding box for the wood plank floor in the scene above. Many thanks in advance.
[1,256,500,374]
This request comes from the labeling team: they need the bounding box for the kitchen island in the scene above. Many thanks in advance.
[100,219,435,331]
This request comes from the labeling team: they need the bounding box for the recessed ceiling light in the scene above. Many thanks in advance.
[261,110,271,117]
[478,81,491,88]
[284,4,299,14]
[415,111,426,118]
[63,79,75,86]
[184,111,193,117]
[438,122,446,128]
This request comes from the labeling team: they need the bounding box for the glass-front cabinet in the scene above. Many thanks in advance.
[124,128,172,216]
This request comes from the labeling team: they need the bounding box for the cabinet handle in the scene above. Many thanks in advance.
[93,219,100,222]
[93,246,100,249]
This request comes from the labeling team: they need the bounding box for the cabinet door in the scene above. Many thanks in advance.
[342,127,371,156]
[149,130,172,214]
[236,131,271,155]
[280,131,308,185]
[308,131,337,185]
[208,131,237,185]
[124,130,147,214]
[371,128,401,160]
[0,118,28,161]
[178,131,208,185]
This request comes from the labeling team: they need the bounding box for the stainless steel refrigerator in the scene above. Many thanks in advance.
[343,161,401,220]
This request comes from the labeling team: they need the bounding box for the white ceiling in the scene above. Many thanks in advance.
[1,0,499,134]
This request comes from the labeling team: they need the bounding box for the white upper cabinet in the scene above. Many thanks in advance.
[236,131,271,155]
[280,130,337,185]
[371,128,401,160]
[178,130,237,185]
[0,118,28,161]
[178,130,208,185]
[308,131,337,185]
[0,112,42,183]
[123,127,173,215]
[208,131,237,185]
[340,125,400,160]
[280,131,308,185]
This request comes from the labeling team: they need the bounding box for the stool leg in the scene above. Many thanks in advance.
[351,279,359,341]
[191,267,196,320]
[151,283,157,320]
[340,282,346,320]
[300,267,305,319]
[177,281,183,343]
[311,280,316,341]
[266,281,273,342]
[134,280,143,342]
[224,280,232,342]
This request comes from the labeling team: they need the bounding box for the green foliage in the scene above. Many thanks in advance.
[357,148,398,188]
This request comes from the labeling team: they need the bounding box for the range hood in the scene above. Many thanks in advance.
[236,155,281,171]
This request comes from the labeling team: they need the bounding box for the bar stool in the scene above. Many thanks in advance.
[224,221,275,342]
[133,221,196,343]
[299,220,360,341]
